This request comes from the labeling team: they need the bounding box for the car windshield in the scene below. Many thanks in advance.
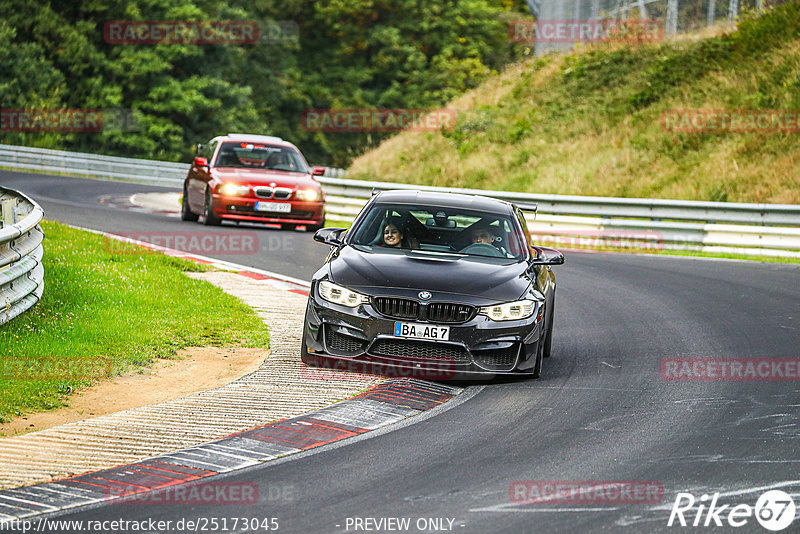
[214,142,308,173]
[349,203,528,260]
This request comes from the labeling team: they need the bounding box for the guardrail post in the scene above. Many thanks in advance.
[666,0,679,35]
[729,0,739,24]
[0,197,16,228]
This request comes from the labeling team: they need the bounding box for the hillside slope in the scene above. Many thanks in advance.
[349,3,800,204]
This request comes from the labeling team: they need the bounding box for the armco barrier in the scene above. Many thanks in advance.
[2,143,799,258]
[320,178,800,258]
[0,186,45,326]
[0,143,344,186]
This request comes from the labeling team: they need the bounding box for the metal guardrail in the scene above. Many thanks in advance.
[0,143,187,186]
[0,143,345,185]
[1,143,799,258]
[0,186,45,326]
[319,182,800,259]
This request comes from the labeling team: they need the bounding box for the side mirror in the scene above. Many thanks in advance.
[314,227,346,246]
[194,156,209,169]
[311,166,326,177]
[530,246,565,265]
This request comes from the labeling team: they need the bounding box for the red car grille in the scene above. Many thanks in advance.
[253,186,292,199]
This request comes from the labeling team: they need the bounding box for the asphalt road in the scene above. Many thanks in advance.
[3,170,800,533]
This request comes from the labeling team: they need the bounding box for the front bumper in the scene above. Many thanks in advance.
[302,287,543,380]
[212,194,325,225]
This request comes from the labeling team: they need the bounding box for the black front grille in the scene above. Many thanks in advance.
[373,297,419,320]
[254,187,273,198]
[325,328,364,354]
[273,188,292,200]
[369,339,469,362]
[426,303,476,324]
[474,345,519,370]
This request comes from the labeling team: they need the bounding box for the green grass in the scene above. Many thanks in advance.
[349,4,800,204]
[655,249,800,263]
[0,221,270,424]
[564,246,800,263]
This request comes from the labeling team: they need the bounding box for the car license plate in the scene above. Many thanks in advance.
[394,322,450,341]
[254,201,291,213]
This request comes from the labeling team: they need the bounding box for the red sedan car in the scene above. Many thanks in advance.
[181,133,326,230]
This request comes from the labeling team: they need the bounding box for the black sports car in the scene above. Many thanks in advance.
[301,190,564,380]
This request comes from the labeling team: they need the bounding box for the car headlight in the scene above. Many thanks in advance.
[295,188,322,202]
[479,299,539,321]
[219,183,250,196]
[318,281,368,307]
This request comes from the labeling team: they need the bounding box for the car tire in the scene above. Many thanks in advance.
[531,333,544,379]
[202,187,221,226]
[543,299,555,359]
[306,217,325,232]
[181,185,199,222]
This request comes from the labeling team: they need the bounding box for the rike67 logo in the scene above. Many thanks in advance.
[668,490,796,531]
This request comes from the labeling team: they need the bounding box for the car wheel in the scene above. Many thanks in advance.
[543,299,555,359]
[180,185,199,222]
[305,216,325,232]
[530,333,544,379]
[202,187,221,226]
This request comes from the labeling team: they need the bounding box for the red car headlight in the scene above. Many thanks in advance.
[295,188,322,202]
[218,183,250,196]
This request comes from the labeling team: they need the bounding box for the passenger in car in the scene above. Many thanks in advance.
[382,222,404,247]
[381,218,417,249]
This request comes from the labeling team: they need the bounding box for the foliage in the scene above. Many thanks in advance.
[348,2,800,204]
[0,0,526,166]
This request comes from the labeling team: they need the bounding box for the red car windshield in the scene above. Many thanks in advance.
[214,142,308,173]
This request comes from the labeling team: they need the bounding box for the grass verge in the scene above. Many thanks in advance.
[0,221,270,424]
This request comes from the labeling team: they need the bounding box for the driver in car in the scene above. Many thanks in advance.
[463,224,508,257]
[471,227,495,245]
